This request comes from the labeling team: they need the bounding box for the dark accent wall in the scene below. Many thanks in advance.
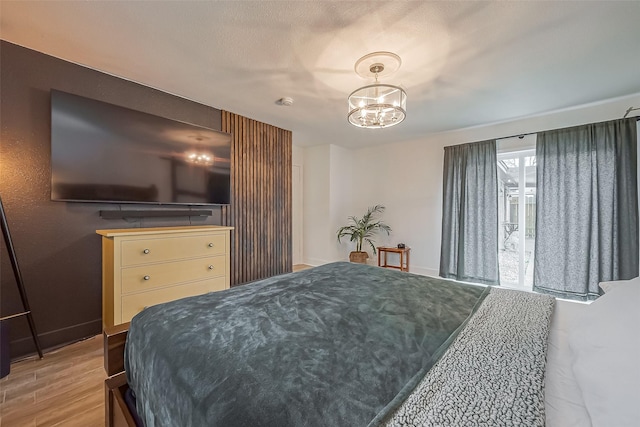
[222,112,292,285]
[0,41,291,359]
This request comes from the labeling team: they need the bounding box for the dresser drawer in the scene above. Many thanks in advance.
[121,255,226,294]
[121,233,226,266]
[121,277,227,323]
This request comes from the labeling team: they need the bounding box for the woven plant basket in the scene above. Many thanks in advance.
[349,251,369,264]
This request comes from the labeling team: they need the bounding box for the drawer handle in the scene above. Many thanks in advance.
[143,249,150,254]
[208,265,214,270]
[208,243,214,248]
[143,275,151,281]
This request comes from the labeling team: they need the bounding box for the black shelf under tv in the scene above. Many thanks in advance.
[99,209,213,219]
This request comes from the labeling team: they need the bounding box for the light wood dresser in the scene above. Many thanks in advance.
[96,225,233,328]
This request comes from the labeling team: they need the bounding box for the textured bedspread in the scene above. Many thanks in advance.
[381,288,555,427]
[125,262,488,426]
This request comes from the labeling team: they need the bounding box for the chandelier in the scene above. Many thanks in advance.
[185,151,214,166]
[348,52,407,129]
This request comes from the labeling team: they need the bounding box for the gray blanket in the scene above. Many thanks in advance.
[381,288,555,426]
[125,262,488,426]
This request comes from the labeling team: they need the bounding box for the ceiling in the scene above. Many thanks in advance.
[2,1,639,148]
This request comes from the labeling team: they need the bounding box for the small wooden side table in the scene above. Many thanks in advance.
[377,247,411,272]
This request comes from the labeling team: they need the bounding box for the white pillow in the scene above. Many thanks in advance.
[599,276,640,293]
[568,279,640,427]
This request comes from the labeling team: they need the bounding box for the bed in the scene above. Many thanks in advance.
[103,262,640,427]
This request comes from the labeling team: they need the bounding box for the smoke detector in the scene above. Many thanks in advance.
[276,97,294,106]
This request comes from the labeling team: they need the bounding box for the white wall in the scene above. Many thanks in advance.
[292,145,304,265]
[298,92,640,273]
[302,145,331,265]
[301,144,356,265]
[351,143,443,273]
[329,145,354,261]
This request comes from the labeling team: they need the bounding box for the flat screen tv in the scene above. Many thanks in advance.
[51,90,231,205]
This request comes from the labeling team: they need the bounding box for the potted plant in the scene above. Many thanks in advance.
[337,204,391,264]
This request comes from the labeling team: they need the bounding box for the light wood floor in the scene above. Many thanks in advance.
[1,265,314,427]
[292,264,312,272]
[0,335,104,427]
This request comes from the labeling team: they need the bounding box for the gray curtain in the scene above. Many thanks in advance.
[534,118,638,300]
[440,140,499,285]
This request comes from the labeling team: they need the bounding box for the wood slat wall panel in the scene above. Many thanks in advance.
[222,111,292,286]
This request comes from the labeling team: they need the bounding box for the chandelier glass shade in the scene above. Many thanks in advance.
[347,83,407,128]
[348,52,407,129]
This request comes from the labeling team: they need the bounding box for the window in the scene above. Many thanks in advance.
[497,137,536,290]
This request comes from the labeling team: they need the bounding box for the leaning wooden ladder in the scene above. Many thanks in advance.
[0,195,43,359]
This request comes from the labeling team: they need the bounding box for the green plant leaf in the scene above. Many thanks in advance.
[336,205,392,255]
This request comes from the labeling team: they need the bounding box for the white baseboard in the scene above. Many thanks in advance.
[408,266,439,277]
[302,257,334,267]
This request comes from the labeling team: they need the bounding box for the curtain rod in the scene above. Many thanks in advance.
[623,106,640,119]
[497,110,640,141]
